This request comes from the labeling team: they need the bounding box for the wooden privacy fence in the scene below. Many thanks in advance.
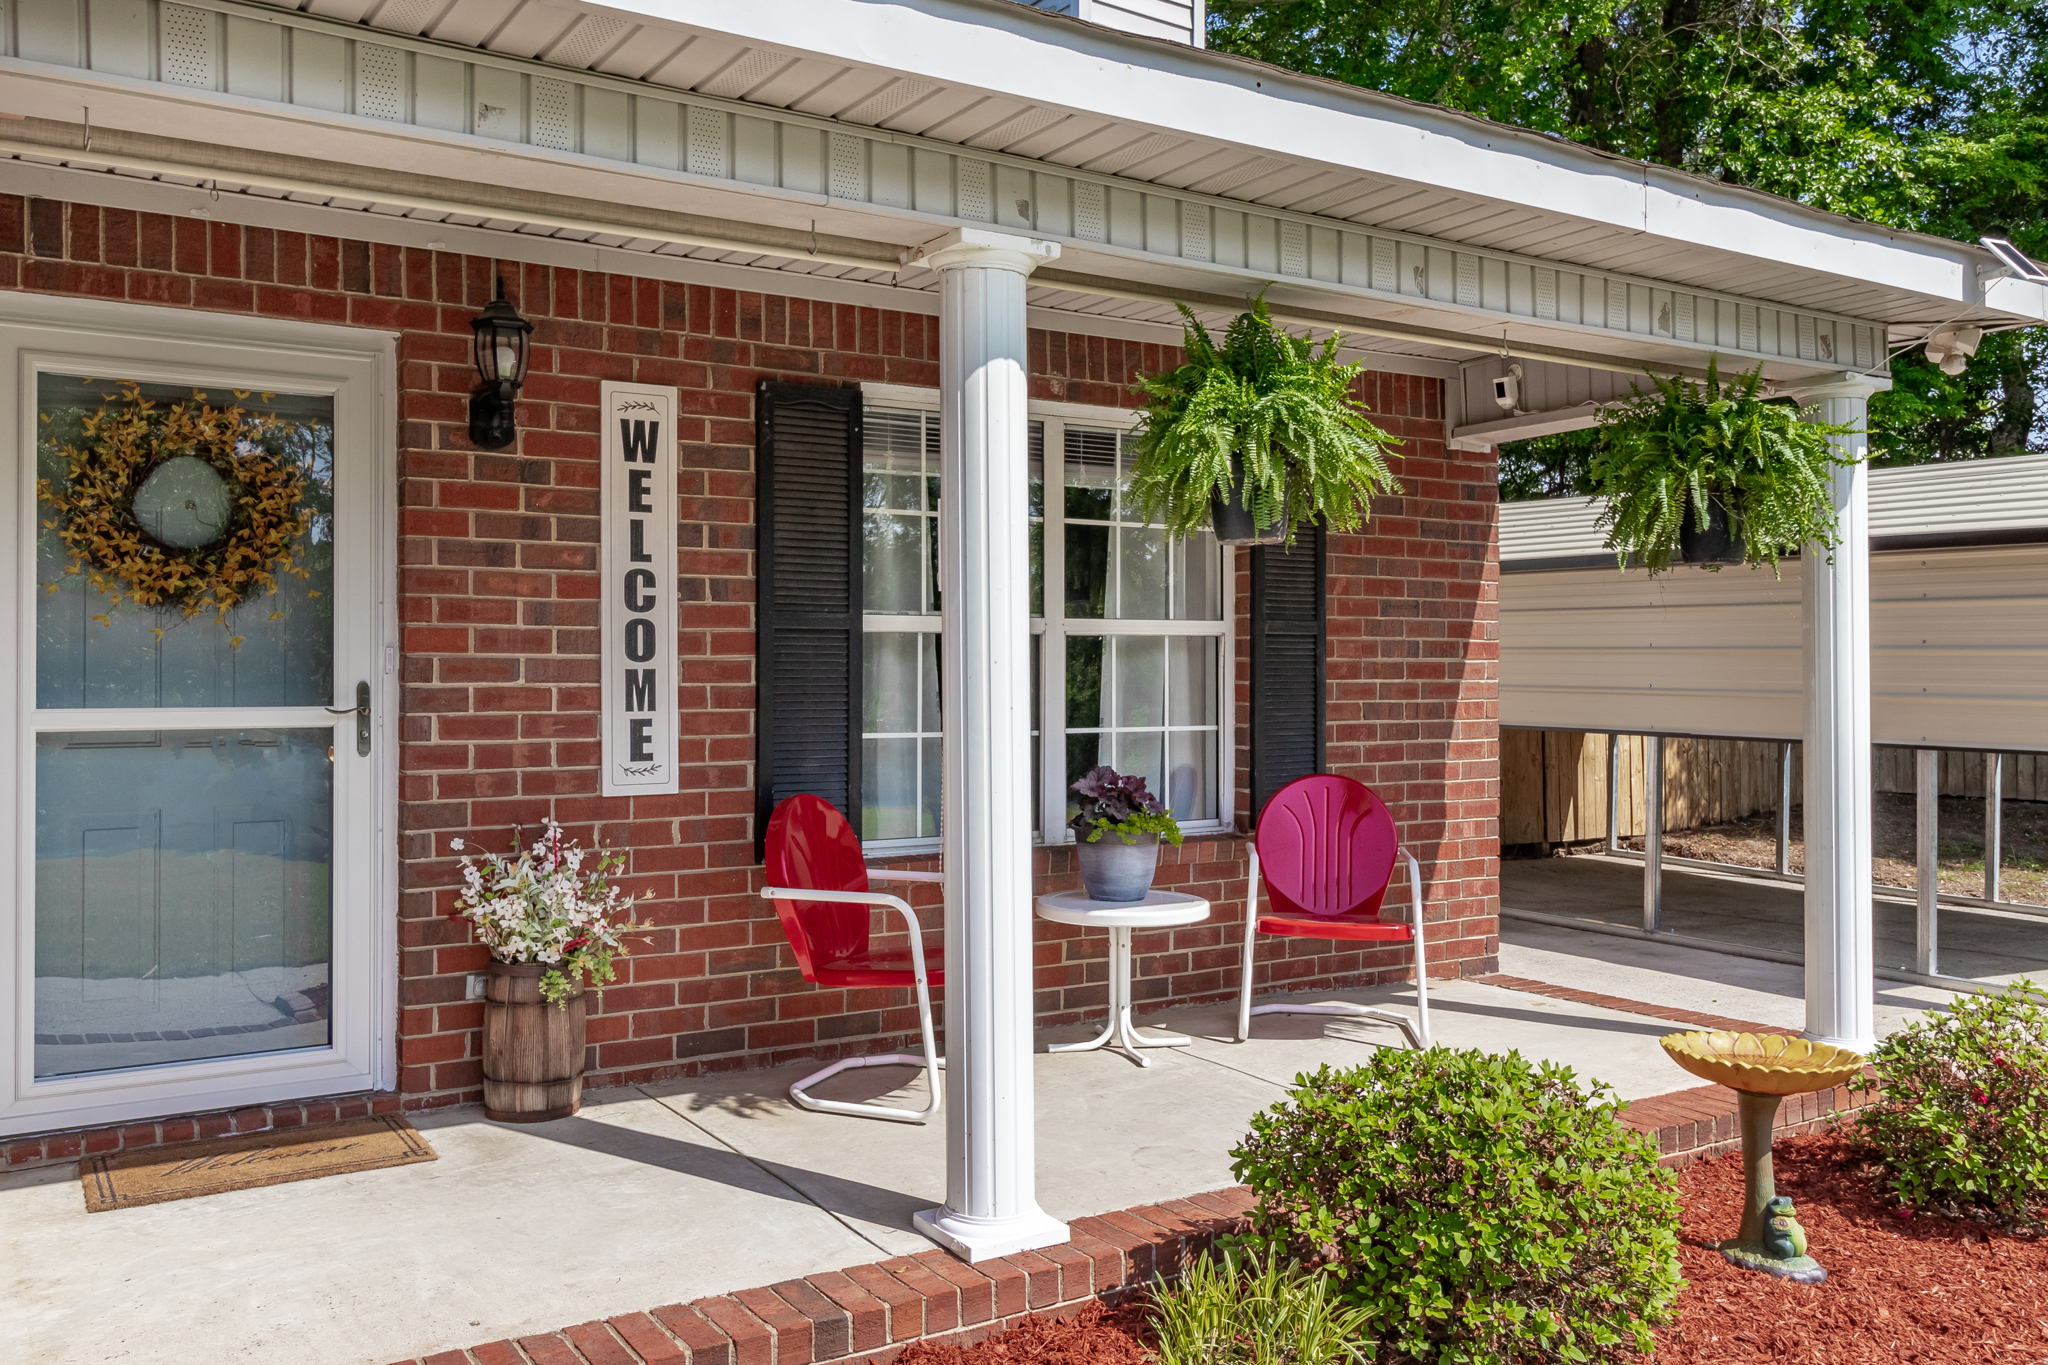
[1871,749,2048,802]
[1503,729,2047,848]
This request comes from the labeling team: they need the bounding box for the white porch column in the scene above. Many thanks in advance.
[909,228,1068,1262]
[1798,373,1885,1053]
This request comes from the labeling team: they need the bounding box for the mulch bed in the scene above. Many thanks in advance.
[1657,1130,2048,1364]
[894,1300,1154,1365]
[893,1133,2048,1365]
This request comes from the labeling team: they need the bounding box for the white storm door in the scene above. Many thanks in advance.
[1,299,394,1137]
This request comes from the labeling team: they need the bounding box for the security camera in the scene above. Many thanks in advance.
[1491,365,1523,413]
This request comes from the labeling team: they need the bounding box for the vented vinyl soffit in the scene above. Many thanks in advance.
[219,0,2048,332]
[0,117,1862,382]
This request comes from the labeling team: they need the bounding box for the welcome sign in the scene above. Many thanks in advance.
[600,381,680,798]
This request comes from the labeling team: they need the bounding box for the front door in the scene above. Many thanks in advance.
[2,298,393,1136]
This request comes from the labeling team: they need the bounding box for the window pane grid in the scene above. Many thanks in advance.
[1059,426,1221,624]
[860,404,1227,848]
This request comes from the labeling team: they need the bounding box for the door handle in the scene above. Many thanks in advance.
[325,680,371,757]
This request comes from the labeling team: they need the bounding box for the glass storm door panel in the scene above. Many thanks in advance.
[25,372,345,1085]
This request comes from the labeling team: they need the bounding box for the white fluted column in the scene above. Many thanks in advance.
[909,228,1068,1262]
[1798,373,1885,1053]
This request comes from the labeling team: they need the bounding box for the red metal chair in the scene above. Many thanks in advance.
[1235,774,1432,1049]
[759,794,945,1123]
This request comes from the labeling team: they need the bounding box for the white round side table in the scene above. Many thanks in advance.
[1035,889,1212,1067]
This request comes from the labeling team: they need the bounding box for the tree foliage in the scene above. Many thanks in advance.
[1208,1,2048,487]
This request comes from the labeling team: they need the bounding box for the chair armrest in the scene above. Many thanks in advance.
[760,885,933,984]
[867,868,945,885]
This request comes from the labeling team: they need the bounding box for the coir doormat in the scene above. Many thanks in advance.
[81,1115,436,1211]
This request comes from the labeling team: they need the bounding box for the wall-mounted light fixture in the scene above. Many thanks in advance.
[468,277,532,450]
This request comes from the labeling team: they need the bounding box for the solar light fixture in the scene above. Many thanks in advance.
[468,277,533,450]
[1923,325,1984,377]
[1982,235,2048,284]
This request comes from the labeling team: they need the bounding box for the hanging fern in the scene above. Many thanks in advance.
[1127,293,1402,545]
[1589,360,1861,574]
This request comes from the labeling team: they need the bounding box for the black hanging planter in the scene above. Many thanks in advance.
[1209,455,1289,547]
[1677,497,1747,567]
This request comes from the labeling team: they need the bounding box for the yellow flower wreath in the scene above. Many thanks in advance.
[37,381,314,639]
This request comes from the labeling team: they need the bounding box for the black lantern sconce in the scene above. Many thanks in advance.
[468,277,533,450]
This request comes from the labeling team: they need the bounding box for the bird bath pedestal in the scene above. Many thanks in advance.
[1661,1031,1867,1285]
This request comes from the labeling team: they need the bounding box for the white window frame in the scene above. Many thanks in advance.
[861,384,1235,855]
[0,294,399,1137]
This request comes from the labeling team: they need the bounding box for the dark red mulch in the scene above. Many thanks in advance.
[1657,1130,2048,1364]
[890,1135,2048,1364]
[892,1299,1154,1365]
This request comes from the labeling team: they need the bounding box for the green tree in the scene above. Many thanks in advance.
[1208,1,2047,490]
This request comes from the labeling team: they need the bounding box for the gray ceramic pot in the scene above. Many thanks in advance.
[1074,832,1160,902]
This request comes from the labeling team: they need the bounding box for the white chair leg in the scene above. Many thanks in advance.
[1408,850,1433,1048]
[787,972,944,1124]
[1246,1000,1423,1050]
[1235,847,1259,1043]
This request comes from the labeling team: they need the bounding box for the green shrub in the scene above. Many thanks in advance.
[1852,978,2048,1231]
[1151,1248,1375,1365]
[1230,1049,1681,1365]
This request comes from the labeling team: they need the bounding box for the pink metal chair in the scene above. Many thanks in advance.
[759,794,945,1123]
[1235,775,1432,1049]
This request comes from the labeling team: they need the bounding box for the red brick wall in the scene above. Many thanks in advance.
[1,193,1498,1120]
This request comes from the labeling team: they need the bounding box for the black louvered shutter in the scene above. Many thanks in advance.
[756,380,863,854]
[1249,526,1327,818]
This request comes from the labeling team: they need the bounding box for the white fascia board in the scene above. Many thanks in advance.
[614,0,2028,315]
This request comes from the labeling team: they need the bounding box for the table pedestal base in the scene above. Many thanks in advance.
[1047,926,1191,1067]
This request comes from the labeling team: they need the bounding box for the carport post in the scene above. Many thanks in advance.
[1642,736,1664,933]
[909,228,1069,1263]
[1776,742,1794,875]
[1797,375,1886,1054]
[1985,752,2004,903]
[1916,748,1940,977]
[1605,734,1621,854]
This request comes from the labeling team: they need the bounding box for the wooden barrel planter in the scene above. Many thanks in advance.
[482,962,587,1123]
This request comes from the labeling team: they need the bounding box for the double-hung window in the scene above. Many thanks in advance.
[858,393,1231,850]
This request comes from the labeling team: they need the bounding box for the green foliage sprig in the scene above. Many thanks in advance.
[1230,1048,1682,1365]
[1589,360,1859,574]
[1150,1247,1375,1365]
[1851,978,2048,1232]
[1068,766,1185,847]
[1129,293,1402,546]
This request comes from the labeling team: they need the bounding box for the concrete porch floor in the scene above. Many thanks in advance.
[0,925,1959,1365]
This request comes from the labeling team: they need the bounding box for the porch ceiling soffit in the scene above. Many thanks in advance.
[217,0,2048,334]
[0,0,1956,381]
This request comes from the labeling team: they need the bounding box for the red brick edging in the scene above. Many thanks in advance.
[4,1091,400,1170]
[1470,973,1784,1036]
[391,1192,1256,1365]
